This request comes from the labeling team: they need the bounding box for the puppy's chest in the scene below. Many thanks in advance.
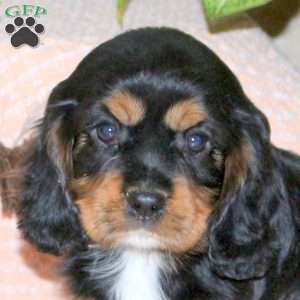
[110,251,167,300]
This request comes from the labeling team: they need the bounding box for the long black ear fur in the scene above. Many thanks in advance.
[17,87,86,255]
[208,103,298,280]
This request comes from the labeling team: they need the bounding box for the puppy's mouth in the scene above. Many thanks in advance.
[72,173,215,253]
[112,230,162,251]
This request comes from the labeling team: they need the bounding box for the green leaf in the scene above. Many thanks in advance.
[203,0,272,20]
[116,0,131,26]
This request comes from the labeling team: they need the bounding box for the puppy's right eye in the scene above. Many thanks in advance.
[97,122,118,144]
[185,132,207,153]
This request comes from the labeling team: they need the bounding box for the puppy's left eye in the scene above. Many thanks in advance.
[97,122,118,143]
[186,133,207,152]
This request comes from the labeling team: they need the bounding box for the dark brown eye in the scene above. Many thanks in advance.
[186,133,206,152]
[97,122,118,143]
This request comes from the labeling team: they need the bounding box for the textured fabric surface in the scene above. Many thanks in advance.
[0,0,299,299]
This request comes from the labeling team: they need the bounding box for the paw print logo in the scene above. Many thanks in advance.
[5,17,45,47]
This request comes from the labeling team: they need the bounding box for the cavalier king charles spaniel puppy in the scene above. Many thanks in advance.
[1,27,300,300]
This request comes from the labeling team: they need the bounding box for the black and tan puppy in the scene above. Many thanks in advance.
[2,28,300,300]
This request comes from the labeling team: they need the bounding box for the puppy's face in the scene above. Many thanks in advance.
[69,79,224,253]
[20,29,275,280]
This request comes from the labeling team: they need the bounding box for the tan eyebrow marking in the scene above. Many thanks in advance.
[164,99,207,131]
[104,91,145,126]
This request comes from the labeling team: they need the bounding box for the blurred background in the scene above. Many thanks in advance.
[251,0,300,69]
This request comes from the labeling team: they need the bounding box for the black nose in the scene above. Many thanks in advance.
[126,191,165,221]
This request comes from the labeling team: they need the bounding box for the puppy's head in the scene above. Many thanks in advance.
[19,28,281,280]
[71,88,219,254]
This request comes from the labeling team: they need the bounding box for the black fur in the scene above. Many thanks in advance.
[15,28,300,299]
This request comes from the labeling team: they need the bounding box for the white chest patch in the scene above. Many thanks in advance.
[110,251,167,300]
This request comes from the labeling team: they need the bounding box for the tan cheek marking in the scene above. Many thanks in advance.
[73,133,89,156]
[155,177,215,253]
[223,141,252,193]
[164,99,207,131]
[211,149,224,169]
[104,91,145,126]
[72,173,127,249]
[46,117,74,178]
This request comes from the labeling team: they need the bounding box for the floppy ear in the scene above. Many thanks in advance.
[18,90,86,255]
[208,104,292,280]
